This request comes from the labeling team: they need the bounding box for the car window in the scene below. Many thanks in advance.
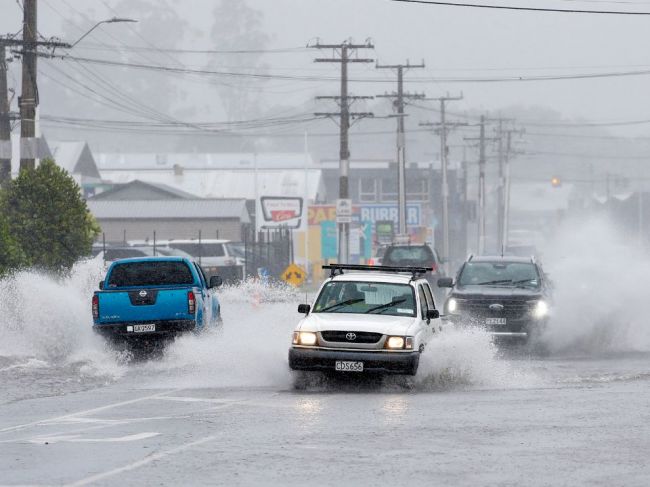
[458,262,540,287]
[383,246,434,266]
[313,281,416,317]
[418,285,428,319]
[169,243,225,257]
[104,248,147,260]
[193,262,207,287]
[108,261,194,287]
[422,283,436,310]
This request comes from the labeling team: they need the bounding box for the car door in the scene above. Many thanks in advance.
[193,262,212,326]
[417,284,435,346]
[422,282,443,333]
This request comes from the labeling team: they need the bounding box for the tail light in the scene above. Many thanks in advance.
[368,258,375,266]
[429,261,438,273]
[188,291,196,314]
[92,295,99,320]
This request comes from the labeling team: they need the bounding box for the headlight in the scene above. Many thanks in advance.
[533,300,549,319]
[386,336,405,349]
[293,331,317,346]
[447,298,458,314]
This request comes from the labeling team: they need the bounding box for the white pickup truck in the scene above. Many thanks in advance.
[288,264,442,376]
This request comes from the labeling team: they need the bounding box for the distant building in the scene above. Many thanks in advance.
[87,199,251,243]
[89,179,198,201]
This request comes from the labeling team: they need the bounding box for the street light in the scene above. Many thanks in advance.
[70,17,138,47]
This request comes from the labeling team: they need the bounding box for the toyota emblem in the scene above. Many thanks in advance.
[489,303,504,311]
[345,332,357,341]
[139,290,148,297]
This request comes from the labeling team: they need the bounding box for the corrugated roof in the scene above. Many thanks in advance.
[95,152,316,170]
[87,199,250,223]
[90,180,198,200]
[98,168,326,201]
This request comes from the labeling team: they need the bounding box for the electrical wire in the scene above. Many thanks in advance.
[391,0,650,14]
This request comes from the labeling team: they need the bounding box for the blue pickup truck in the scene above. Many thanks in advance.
[93,257,222,341]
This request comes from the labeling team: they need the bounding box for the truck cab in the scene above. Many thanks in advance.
[93,257,222,342]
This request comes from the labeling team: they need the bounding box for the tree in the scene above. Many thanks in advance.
[2,159,100,272]
[0,209,24,275]
[208,0,271,122]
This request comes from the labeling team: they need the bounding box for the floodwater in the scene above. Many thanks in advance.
[2,222,650,485]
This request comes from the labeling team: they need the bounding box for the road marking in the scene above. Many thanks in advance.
[65,435,219,487]
[0,389,182,435]
[29,432,160,444]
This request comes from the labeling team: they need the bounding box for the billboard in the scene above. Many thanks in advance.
[260,197,303,229]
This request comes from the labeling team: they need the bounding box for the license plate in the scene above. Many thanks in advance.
[133,324,156,333]
[485,318,506,326]
[335,361,364,372]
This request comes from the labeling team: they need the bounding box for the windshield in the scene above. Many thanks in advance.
[168,243,225,257]
[383,246,434,266]
[313,281,416,317]
[458,262,540,288]
[108,261,194,287]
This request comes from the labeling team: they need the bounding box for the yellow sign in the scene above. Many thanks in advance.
[281,263,306,287]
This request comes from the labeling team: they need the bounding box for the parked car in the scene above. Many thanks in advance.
[163,239,243,283]
[381,244,446,304]
[288,264,442,377]
[438,255,552,342]
[97,246,193,263]
[92,257,223,344]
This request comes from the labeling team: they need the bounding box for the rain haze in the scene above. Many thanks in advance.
[1,1,650,486]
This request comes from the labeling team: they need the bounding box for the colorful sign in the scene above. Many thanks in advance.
[309,204,421,227]
[320,221,338,259]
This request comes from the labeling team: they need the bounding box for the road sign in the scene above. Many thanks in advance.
[281,263,306,287]
[336,198,352,223]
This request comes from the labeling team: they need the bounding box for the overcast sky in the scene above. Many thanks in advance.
[2,0,650,135]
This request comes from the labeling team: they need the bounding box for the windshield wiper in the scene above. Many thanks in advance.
[319,298,364,312]
[365,298,406,314]
[511,279,538,288]
[474,279,513,286]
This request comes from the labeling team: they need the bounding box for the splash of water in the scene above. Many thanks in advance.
[540,217,650,354]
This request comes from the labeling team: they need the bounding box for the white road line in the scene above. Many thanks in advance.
[65,435,219,487]
[29,432,160,444]
[0,389,182,435]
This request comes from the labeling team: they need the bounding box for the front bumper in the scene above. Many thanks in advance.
[93,320,196,339]
[288,347,420,375]
[445,314,546,340]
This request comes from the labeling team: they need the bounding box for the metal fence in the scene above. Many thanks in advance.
[242,228,292,281]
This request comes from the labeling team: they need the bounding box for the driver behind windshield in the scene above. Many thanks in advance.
[458,262,539,287]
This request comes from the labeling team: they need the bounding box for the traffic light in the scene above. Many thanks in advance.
[551,176,562,188]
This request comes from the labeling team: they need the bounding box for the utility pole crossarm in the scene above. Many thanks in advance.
[312,39,375,264]
[375,60,426,237]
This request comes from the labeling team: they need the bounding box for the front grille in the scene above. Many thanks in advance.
[457,298,535,320]
[320,331,383,344]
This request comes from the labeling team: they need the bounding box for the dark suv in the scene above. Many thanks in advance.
[382,244,445,303]
[438,255,551,341]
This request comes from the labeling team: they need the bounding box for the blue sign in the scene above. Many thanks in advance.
[320,221,338,259]
[359,204,421,227]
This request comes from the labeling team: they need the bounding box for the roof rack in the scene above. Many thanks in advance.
[322,264,432,280]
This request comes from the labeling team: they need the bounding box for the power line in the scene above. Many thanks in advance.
[36,52,650,84]
[391,0,650,14]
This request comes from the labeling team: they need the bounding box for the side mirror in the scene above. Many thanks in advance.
[298,304,311,314]
[209,276,223,288]
[99,281,104,290]
[426,309,440,320]
[437,277,454,288]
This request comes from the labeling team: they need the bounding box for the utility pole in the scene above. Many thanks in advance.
[0,43,11,186]
[312,40,374,263]
[478,116,486,254]
[376,60,425,237]
[20,0,38,171]
[420,94,465,273]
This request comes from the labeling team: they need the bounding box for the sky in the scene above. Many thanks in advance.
[3,0,650,192]
[2,0,650,127]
